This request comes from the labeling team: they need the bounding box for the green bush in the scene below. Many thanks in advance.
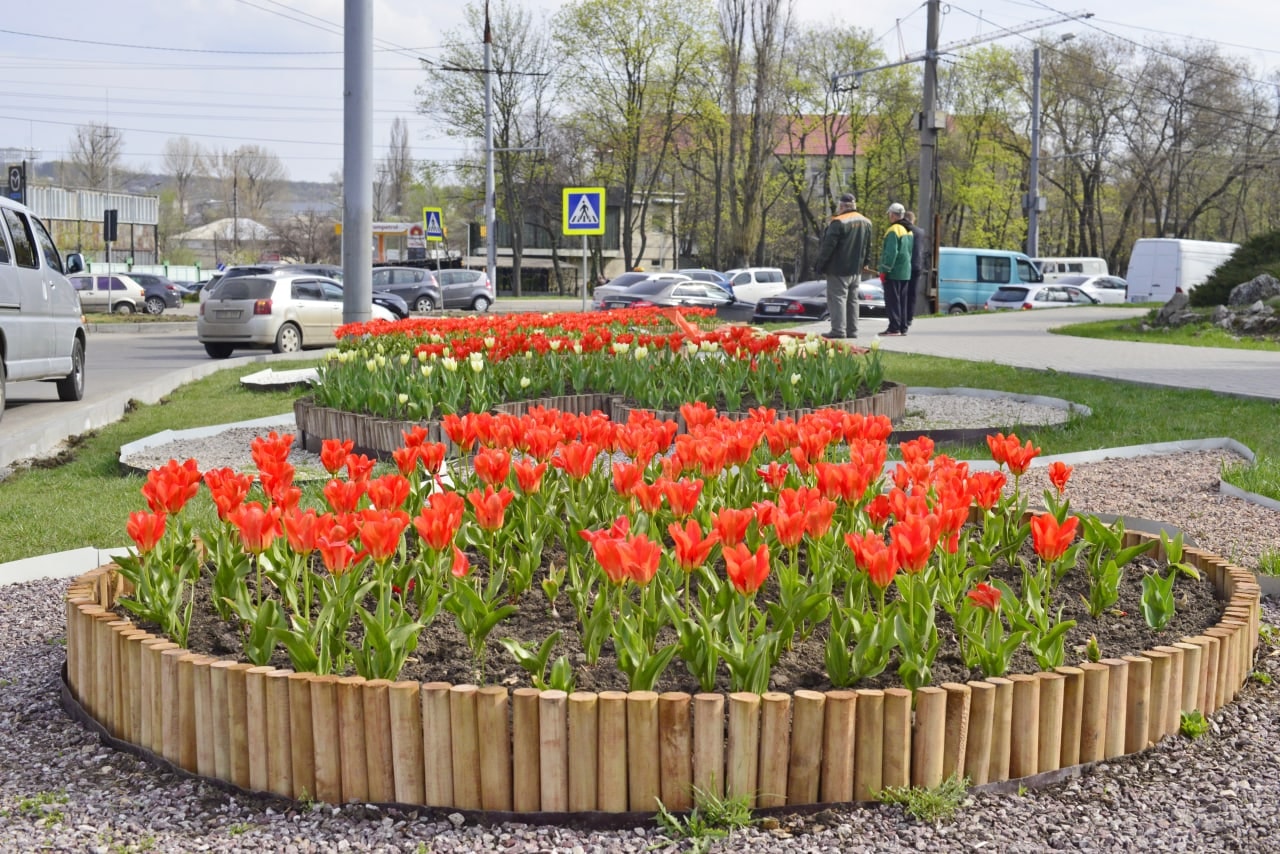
[1189,231,1280,307]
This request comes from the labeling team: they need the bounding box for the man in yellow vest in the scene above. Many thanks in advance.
[879,203,914,336]
[813,193,873,339]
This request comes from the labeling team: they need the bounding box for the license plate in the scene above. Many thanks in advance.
[762,304,782,313]
[215,309,241,320]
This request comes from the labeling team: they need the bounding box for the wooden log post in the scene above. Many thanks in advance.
[788,690,825,806]
[421,682,454,808]
[1123,655,1152,753]
[1054,667,1084,769]
[1102,658,1130,759]
[225,663,253,790]
[139,638,174,755]
[286,673,316,803]
[1077,663,1110,764]
[1036,672,1065,774]
[852,689,882,802]
[122,630,150,746]
[567,692,598,813]
[539,690,569,812]
[337,675,369,803]
[963,681,995,786]
[477,686,513,811]
[512,688,541,813]
[389,681,425,807]
[1008,675,1040,779]
[310,675,343,805]
[941,682,971,782]
[658,693,693,812]
[986,677,1014,782]
[191,655,216,778]
[1153,645,1185,737]
[363,680,395,803]
[626,692,660,813]
[208,660,236,783]
[911,687,947,789]
[1174,641,1202,716]
[757,692,791,809]
[1195,635,1219,714]
[448,684,481,810]
[881,688,912,790]
[176,653,202,772]
[597,691,629,813]
[159,647,187,766]
[265,669,294,799]
[726,693,761,807]
[692,693,724,801]
[1145,650,1172,742]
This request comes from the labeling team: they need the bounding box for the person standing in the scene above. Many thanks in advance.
[902,210,926,333]
[878,203,914,336]
[813,192,873,339]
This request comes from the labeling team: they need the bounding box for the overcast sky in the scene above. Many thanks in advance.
[2,0,1277,185]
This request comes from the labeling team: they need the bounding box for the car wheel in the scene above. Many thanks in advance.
[948,304,967,315]
[56,338,86,401]
[273,322,302,354]
[471,295,492,312]
[145,295,166,315]
[203,342,234,359]
[414,295,435,312]
[114,302,135,315]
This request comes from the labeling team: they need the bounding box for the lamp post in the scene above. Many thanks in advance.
[1027,34,1075,258]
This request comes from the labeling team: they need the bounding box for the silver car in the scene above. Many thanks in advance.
[197,272,394,358]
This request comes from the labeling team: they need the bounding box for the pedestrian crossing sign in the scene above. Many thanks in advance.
[422,207,445,242]
[562,187,606,236]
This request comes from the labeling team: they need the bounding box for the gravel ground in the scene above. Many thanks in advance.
[6,398,1280,852]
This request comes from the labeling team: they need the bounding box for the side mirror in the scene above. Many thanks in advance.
[65,253,86,275]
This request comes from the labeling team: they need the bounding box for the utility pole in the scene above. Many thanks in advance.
[484,2,497,292]
[342,0,373,324]
[1027,47,1043,258]
[915,0,941,315]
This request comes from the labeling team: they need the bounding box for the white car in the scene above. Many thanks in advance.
[1054,274,1129,304]
[985,283,1101,311]
[722,267,789,305]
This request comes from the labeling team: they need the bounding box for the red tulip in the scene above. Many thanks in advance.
[1031,512,1079,562]
[710,507,754,548]
[1004,439,1041,476]
[467,485,515,531]
[667,519,719,572]
[317,534,359,576]
[345,453,377,483]
[142,458,202,515]
[320,438,354,475]
[756,461,790,490]
[127,510,166,554]
[358,508,410,563]
[229,501,282,555]
[283,508,323,554]
[661,478,703,518]
[967,582,1002,611]
[513,459,547,494]
[324,478,367,514]
[552,442,600,480]
[723,542,771,595]
[968,471,1007,511]
[473,447,512,486]
[250,431,294,469]
[392,445,420,477]
[890,514,937,574]
[418,442,447,475]
[366,473,411,511]
[620,534,662,586]
[611,461,644,496]
[204,467,253,521]
[1048,461,1073,495]
[413,491,465,553]
[451,545,471,579]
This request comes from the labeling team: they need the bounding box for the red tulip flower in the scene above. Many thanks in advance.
[250,431,294,469]
[723,542,771,595]
[204,467,253,521]
[755,461,789,490]
[711,507,754,548]
[552,442,600,480]
[1031,512,1080,562]
[890,514,937,574]
[968,471,1007,511]
[467,485,515,531]
[143,458,202,515]
[611,461,644,497]
[1048,461,1073,495]
[667,519,719,572]
[413,491,465,552]
[418,442,447,475]
[392,445,420,477]
[358,508,410,563]
[473,447,512,486]
[283,507,323,554]
[844,531,899,590]
[513,459,547,494]
[320,438,354,475]
[324,478,367,514]
[620,533,662,586]
[967,582,1002,611]
[345,453,377,483]
[229,501,282,555]
[127,510,166,554]
[661,477,704,518]
[366,474,411,512]
[1004,439,1041,476]
[317,534,359,576]
[451,545,471,579]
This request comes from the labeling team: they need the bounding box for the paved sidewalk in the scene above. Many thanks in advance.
[796,306,1280,402]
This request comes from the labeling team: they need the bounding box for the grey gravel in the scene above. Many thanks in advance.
[8,404,1280,851]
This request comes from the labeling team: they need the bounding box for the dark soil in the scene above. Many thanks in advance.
[122,530,1223,695]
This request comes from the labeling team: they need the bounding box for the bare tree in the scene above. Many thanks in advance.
[162,137,205,224]
[209,145,288,222]
[384,117,414,218]
[70,122,123,189]
[272,209,340,263]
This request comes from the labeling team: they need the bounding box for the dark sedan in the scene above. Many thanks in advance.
[371,266,444,313]
[599,277,736,311]
[751,279,886,323]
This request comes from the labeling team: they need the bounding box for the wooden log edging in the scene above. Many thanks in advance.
[63,535,1259,816]
[293,384,909,459]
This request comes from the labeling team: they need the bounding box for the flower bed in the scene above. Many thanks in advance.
[63,400,1261,814]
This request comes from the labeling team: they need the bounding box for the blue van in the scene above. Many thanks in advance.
[937,248,1043,314]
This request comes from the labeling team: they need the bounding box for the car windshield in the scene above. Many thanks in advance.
[991,286,1029,301]
[215,277,276,301]
[787,281,826,297]
[629,280,673,295]
[605,273,648,289]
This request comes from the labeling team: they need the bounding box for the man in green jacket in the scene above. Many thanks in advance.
[813,193,873,339]
[878,202,914,336]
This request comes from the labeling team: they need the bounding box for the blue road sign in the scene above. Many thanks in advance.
[562,187,606,236]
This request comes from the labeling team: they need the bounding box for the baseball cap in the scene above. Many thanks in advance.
[887,202,906,216]
[839,192,856,206]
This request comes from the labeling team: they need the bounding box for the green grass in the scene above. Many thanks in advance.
[84,312,195,325]
[1052,315,1280,352]
[1,350,1277,563]
[0,362,314,563]
[878,775,969,822]
[1222,456,1280,500]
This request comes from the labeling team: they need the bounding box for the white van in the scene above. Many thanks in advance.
[1124,238,1238,303]
[723,267,788,305]
[1032,257,1108,282]
[0,197,88,421]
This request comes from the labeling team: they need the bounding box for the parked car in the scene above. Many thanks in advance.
[1032,256,1109,282]
[984,283,1101,311]
[597,276,736,311]
[117,272,185,314]
[750,279,886,323]
[69,273,148,314]
[722,267,789,305]
[435,268,495,311]
[677,268,733,294]
[197,272,395,358]
[938,248,1043,314]
[0,196,88,420]
[1055,274,1129,304]
[371,266,443,312]
[592,271,668,310]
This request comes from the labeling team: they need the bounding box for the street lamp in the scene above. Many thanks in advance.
[1026,33,1075,258]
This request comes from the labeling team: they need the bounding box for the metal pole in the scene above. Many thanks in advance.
[1027,47,1042,258]
[484,3,497,296]
[917,0,941,313]
[581,235,588,312]
[342,0,373,324]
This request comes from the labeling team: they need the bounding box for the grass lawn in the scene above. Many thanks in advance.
[1053,315,1280,352]
[0,351,1276,564]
